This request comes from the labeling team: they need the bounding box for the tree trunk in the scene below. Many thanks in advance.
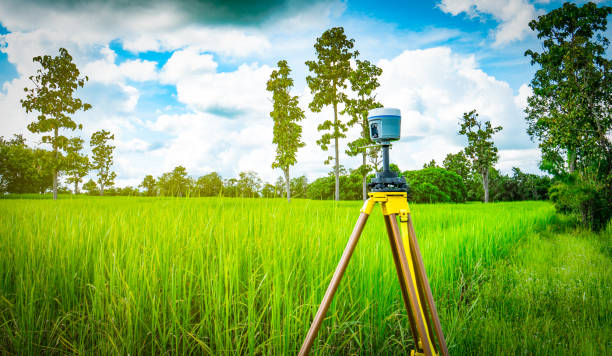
[74,181,78,195]
[482,169,489,203]
[362,151,367,201]
[53,127,58,200]
[100,183,104,196]
[284,168,291,203]
[333,101,340,201]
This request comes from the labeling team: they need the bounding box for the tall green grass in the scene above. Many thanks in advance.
[0,198,555,354]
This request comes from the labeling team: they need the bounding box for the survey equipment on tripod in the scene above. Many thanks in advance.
[367,107,409,193]
[299,108,449,356]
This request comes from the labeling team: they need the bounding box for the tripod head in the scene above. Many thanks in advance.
[367,108,409,193]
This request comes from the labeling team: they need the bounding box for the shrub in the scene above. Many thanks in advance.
[549,178,611,231]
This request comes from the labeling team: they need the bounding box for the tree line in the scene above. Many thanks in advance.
[2,2,609,228]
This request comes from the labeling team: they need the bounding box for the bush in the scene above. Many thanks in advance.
[410,182,451,203]
[549,178,611,231]
[403,167,466,203]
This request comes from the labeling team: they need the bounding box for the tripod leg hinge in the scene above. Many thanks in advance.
[360,198,375,215]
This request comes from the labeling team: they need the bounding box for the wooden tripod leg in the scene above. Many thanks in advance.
[388,214,435,356]
[298,212,370,356]
[405,214,450,356]
[383,214,419,346]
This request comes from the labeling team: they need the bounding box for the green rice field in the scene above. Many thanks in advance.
[1,197,610,355]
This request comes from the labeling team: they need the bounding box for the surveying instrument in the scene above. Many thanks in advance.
[299,108,449,356]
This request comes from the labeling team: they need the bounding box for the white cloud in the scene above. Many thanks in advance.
[438,0,537,45]
[172,62,273,115]
[375,47,536,171]
[160,48,217,84]
[83,46,158,85]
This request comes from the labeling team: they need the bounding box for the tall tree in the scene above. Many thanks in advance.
[21,47,91,200]
[90,130,116,196]
[443,151,472,181]
[344,59,383,200]
[524,2,611,181]
[306,27,359,201]
[64,137,89,194]
[266,60,305,202]
[459,110,502,203]
[139,174,156,196]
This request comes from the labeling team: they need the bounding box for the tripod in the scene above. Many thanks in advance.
[298,191,449,356]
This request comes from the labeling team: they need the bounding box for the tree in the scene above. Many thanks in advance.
[83,179,98,196]
[139,175,156,196]
[266,60,305,202]
[306,27,359,201]
[459,110,502,203]
[344,59,383,200]
[90,130,116,196]
[423,159,438,169]
[290,175,308,199]
[21,48,91,200]
[157,166,192,197]
[223,178,239,197]
[196,172,223,197]
[64,137,89,194]
[404,167,466,203]
[0,135,54,194]
[525,2,611,181]
[261,183,277,198]
[236,171,262,198]
[443,151,472,181]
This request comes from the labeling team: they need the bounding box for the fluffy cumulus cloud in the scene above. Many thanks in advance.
[375,47,539,172]
[438,0,538,45]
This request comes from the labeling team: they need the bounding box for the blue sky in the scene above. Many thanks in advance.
[0,0,610,187]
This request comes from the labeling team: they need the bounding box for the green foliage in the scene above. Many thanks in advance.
[267,60,305,202]
[423,159,438,169]
[90,130,116,196]
[306,27,359,200]
[117,186,139,196]
[236,171,262,198]
[488,167,552,202]
[223,171,263,198]
[525,2,612,180]
[261,183,278,198]
[404,167,466,203]
[157,166,192,197]
[443,151,471,181]
[344,59,383,200]
[290,175,308,199]
[64,137,90,194]
[82,179,98,196]
[139,175,157,196]
[0,135,54,194]
[525,2,612,231]
[549,177,611,231]
[195,172,223,197]
[459,110,502,203]
[20,47,91,200]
